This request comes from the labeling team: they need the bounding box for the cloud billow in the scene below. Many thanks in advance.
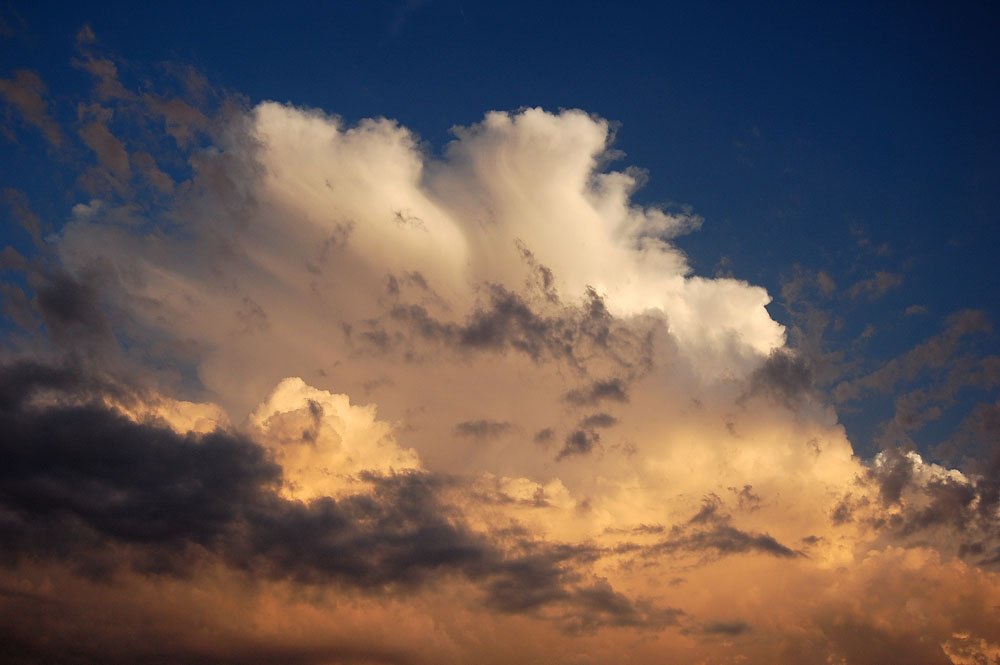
[0,38,999,665]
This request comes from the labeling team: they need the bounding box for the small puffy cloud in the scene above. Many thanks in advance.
[0,69,62,146]
[848,270,903,300]
[78,115,131,181]
[816,270,836,294]
[248,377,421,499]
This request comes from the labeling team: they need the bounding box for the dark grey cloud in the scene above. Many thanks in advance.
[818,618,954,665]
[650,500,800,560]
[483,546,683,634]
[514,239,559,302]
[729,484,761,511]
[579,412,617,429]
[553,411,621,460]
[687,494,724,525]
[559,579,684,634]
[0,388,279,573]
[0,360,672,635]
[0,380,493,587]
[562,377,629,406]
[386,284,657,376]
[898,478,977,536]
[459,285,597,361]
[655,525,800,559]
[701,620,752,636]
[557,428,600,460]
[473,478,550,508]
[854,445,1000,554]
[957,541,984,559]
[868,448,913,507]
[830,494,858,526]
[453,419,511,439]
[33,269,114,346]
[747,349,813,405]
[236,472,491,589]
[0,359,134,411]
[979,548,1000,567]
[533,427,554,444]
[481,546,581,614]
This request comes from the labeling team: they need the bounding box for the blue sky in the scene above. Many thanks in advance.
[4,0,997,457]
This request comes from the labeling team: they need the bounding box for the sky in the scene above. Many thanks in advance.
[0,2,999,664]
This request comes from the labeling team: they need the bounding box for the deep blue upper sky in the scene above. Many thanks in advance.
[2,0,998,457]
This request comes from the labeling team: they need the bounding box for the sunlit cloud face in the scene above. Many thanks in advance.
[1,31,999,665]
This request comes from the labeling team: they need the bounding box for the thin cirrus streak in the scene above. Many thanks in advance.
[0,31,998,665]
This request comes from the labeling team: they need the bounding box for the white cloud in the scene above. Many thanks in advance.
[248,377,421,499]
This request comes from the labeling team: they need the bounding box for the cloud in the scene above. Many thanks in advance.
[2,49,1000,664]
[557,428,601,460]
[559,578,685,633]
[562,378,630,406]
[579,412,617,429]
[848,271,903,300]
[746,348,813,405]
[2,188,43,245]
[0,361,689,640]
[387,285,650,372]
[840,449,1000,561]
[454,419,512,439]
[829,311,999,452]
[248,377,422,499]
[33,269,113,345]
[834,309,992,402]
[701,620,752,636]
[131,150,174,193]
[77,110,131,181]
[655,524,801,560]
[0,69,62,146]
[0,383,277,574]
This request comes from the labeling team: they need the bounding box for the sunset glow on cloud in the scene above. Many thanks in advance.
[2,6,1000,664]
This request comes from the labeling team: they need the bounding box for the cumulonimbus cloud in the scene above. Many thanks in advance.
[1,43,999,664]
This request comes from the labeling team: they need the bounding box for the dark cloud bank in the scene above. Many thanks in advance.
[0,360,689,662]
